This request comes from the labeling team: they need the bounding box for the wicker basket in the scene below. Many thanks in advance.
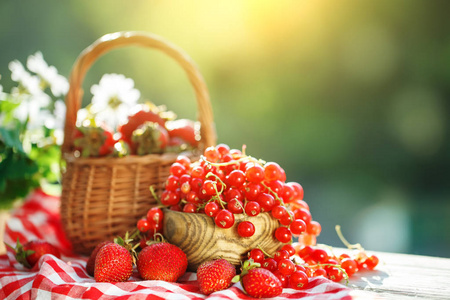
[60,31,216,255]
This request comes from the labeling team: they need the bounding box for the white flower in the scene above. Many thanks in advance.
[90,73,140,129]
[27,52,69,97]
[13,93,52,130]
[44,100,66,130]
[9,60,42,95]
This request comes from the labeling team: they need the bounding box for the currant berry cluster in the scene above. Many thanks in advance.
[152,144,320,244]
[246,241,379,289]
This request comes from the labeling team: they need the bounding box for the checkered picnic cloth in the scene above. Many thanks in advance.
[1,190,354,300]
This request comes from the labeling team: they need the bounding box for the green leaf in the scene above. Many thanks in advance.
[0,127,24,153]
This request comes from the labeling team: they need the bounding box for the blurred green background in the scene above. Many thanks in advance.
[1,0,449,257]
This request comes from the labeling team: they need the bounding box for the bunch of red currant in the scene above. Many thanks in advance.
[140,144,321,244]
[246,240,379,289]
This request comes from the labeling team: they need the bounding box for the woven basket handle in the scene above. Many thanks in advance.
[62,31,216,154]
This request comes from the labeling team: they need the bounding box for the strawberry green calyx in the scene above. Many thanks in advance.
[114,232,140,265]
[5,239,35,268]
[131,121,168,155]
[231,259,260,284]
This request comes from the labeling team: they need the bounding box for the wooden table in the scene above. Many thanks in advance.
[346,250,450,299]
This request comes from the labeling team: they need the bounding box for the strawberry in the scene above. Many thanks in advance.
[232,260,283,298]
[137,242,187,282]
[94,240,134,283]
[165,119,199,147]
[6,239,61,268]
[73,124,116,157]
[131,122,169,155]
[197,258,236,295]
[86,241,112,276]
[118,104,166,146]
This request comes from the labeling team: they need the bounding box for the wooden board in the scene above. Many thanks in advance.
[343,250,450,299]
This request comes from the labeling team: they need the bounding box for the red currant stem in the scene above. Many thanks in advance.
[261,182,285,206]
[149,185,162,206]
[256,245,273,258]
[335,225,364,251]
[205,172,226,194]
[200,155,265,168]
[236,200,247,216]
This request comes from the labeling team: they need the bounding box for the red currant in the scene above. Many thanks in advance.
[281,244,296,257]
[227,199,244,214]
[279,210,295,226]
[277,258,296,276]
[281,183,295,203]
[275,227,292,243]
[161,190,180,206]
[310,248,329,263]
[293,208,312,225]
[183,203,197,213]
[271,205,288,220]
[191,165,206,179]
[306,220,322,236]
[146,207,164,225]
[243,182,262,201]
[340,258,357,276]
[224,188,243,202]
[170,162,186,177]
[165,175,179,191]
[245,164,265,183]
[175,155,191,169]
[237,221,255,237]
[137,218,150,232]
[265,180,284,196]
[244,201,261,217]
[214,209,235,228]
[289,271,309,290]
[189,178,203,192]
[264,162,283,181]
[216,143,230,157]
[204,146,220,162]
[204,201,220,217]
[262,258,278,272]
[298,246,313,259]
[226,170,246,188]
[256,193,275,212]
[365,255,379,270]
[274,249,290,262]
[201,180,217,196]
[287,182,304,200]
[248,248,265,264]
[327,267,344,282]
[289,219,307,235]
[313,268,327,277]
[290,199,309,211]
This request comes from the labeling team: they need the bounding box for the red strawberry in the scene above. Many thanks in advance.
[6,239,61,268]
[94,242,133,282]
[197,259,236,295]
[73,124,116,157]
[232,260,283,298]
[86,241,112,276]
[137,242,187,282]
[118,104,166,146]
[131,122,169,155]
[242,268,283,298]
[165,119,199,147]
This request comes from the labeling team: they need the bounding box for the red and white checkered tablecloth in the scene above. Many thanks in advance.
[1,190,354,300]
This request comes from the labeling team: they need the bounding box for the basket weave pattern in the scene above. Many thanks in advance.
[60,32,215,255]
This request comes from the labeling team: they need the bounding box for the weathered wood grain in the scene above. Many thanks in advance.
[162,209,283,271]
[341,249,450,299]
